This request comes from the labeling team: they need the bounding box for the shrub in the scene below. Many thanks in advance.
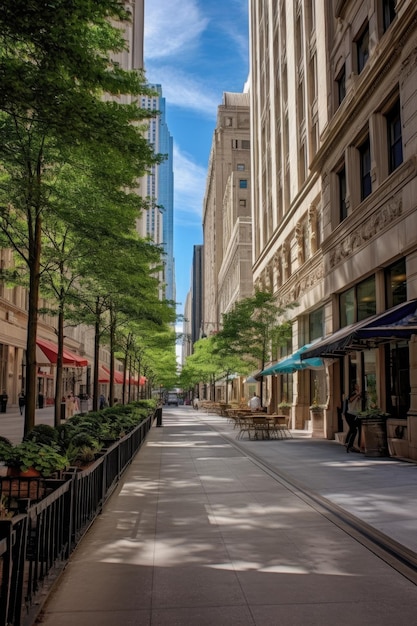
[23,424,58,446]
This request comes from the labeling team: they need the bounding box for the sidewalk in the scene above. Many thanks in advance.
[0,404,56,444]
[38,407,417,625]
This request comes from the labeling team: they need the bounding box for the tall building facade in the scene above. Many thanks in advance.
[191,245,203,345]
[250,0,417,459]
[202,92,252,336]
[137,85,175,302]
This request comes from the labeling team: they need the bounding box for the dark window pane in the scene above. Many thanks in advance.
[357,276,376,321]
[386,100,403,173]
[340,288,355,327]
[383,0,396,32]
[357,27,369,73]
[337,65,346,105]
[338,167,347,221]
[360,138,371,200]
[309,307,324,341]
[385,258,407,308]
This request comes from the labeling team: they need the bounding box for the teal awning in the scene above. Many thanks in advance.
[260,343,324,376]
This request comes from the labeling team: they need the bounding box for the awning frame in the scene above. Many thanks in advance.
[260,341,324,376]
[301,299,417,360]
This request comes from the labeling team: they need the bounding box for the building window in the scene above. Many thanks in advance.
[239,179,248,189]
[338,166,347,221]
[385,258,406,308]
[386,99,403,173]
[340,288,355,327]
[241,140,250,150]
[356,25,369,74]
[382,0,396,32]
[340,276,376,327]
[336,64,346,105]
[309,307,324,341]
[359,137,371,200]
[237,163,245,171]
[357,276,376,321]
[239,199,246,207]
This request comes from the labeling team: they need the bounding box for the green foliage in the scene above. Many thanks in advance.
[9,442,68,477]
[218,290,294,368]
[23,424,58,446]
[0,0,165,434]
[0,440,13,463]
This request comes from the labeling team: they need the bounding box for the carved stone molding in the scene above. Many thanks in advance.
[279,262,325,307]
[296,221,304,264]
[308,203,317,253]
[328,199,402,268]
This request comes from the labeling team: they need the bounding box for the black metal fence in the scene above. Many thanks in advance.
[0,412,154,626]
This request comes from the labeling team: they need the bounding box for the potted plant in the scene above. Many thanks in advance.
[277,401,291,416]
[357,407,390,457]
[7,441,69,477]
[309,379,326,436]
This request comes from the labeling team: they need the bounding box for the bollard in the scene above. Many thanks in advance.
[156,407,163,427]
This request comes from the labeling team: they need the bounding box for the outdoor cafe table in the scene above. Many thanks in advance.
[237,414,292,440]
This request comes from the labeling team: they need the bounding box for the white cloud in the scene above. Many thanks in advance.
[144,0,208,61]
[145,64,219,118]
[173,144,206,224]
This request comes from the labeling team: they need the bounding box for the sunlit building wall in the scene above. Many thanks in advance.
[249,0,417,458]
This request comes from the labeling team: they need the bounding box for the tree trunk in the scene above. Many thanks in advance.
[92,298,100,412]
[54,302,65,426]
[24,213,42,436]
[109,306,115,407]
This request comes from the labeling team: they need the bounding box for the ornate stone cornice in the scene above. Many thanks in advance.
[328,198,402,269]
[277,258,324,308]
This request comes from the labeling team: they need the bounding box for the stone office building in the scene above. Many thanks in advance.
[249,0,417,459]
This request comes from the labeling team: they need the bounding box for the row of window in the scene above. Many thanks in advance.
[337,95,402,222]
[340,258,406,327]
[336,0,397,108]
[305,258,406,346]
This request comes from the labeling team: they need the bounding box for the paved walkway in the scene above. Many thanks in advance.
[36,407,417,626]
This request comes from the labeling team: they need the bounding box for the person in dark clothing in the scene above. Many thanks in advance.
[344,384,362,452]
[18,392,26,415]
[0,391,8,413]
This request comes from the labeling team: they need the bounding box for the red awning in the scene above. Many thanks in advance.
[103,366,124,384]
[36,338,88,367]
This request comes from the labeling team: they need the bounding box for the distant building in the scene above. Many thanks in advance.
[136,85,175,303]
[202,91,252,337]
[192,245,204,345]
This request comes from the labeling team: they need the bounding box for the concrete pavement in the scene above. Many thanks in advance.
[37,406,417,626]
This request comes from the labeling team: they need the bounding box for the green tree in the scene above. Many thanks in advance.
[0,1,160,433]
[216,291,294,404]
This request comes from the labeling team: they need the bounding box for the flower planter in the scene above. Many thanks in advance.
[309,408,325,438]
[7,466,41,478]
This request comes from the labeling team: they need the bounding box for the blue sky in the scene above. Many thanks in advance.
[143,0,249,317]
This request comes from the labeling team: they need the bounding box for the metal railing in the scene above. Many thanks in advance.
[0,411,154,626]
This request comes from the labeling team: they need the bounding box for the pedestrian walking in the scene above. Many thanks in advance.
[344,384,362,452]
[0,390,8,413]
[18,392,26,415]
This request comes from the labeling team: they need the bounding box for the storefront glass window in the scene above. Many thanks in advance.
[340,288,355,326]
[385,258,406,308]
[309,307,324,341]
[357,275,376,320]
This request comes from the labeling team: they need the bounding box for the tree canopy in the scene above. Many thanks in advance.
[0,0,172,433]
